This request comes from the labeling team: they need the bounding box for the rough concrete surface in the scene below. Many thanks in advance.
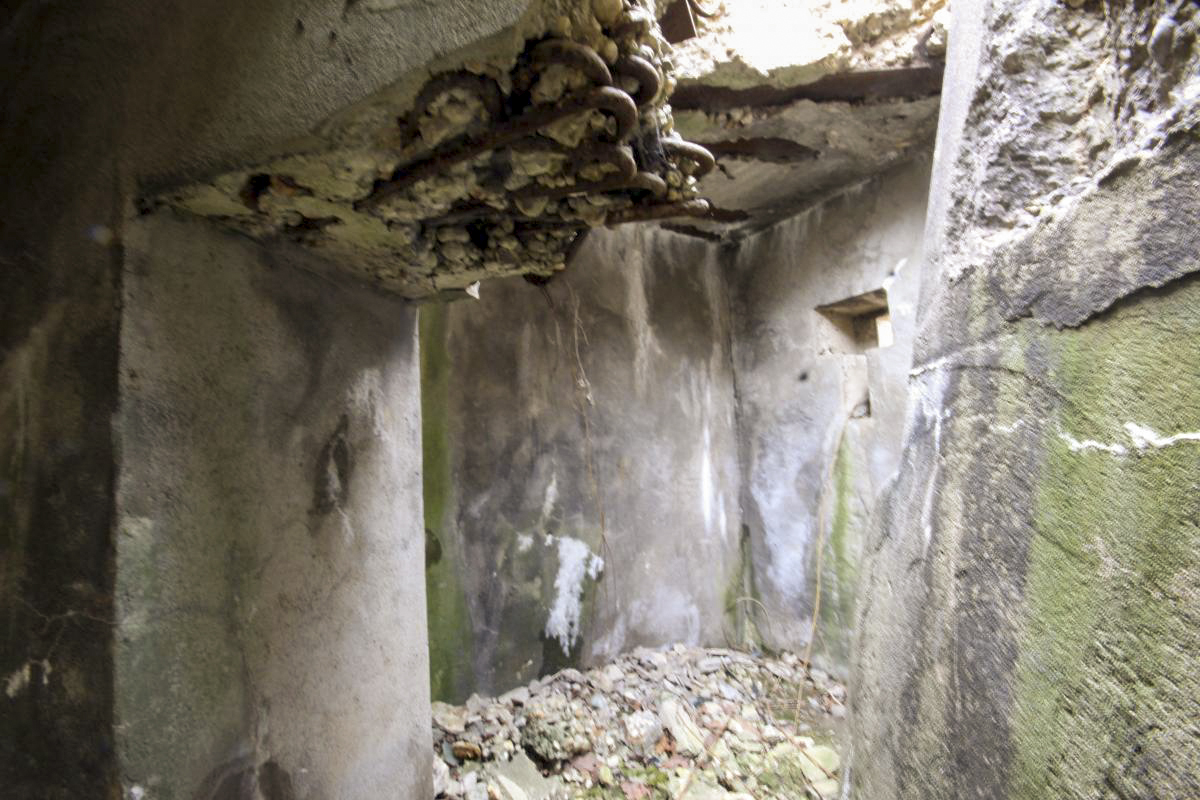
[118,215,429,799]
[424,225,742,700]
[730,158,930,671]
[664,0,945,235]
[1,0,532,796]
[158,0,719,299]
[672,0,948,89]
[675,94,940,234]
[425,154,933,697]
[851,2,1200,798]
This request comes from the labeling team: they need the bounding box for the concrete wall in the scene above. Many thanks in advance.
[424,226,743,700]
[1,0,531,795]
[117,216,428,799]
[852,2,1200,798]
[426,159,932,696]
[729,159,931,670]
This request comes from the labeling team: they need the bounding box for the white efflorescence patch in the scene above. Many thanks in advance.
[1059,430,1128,456]
[1124,422,1200,451]
[1058,422,1200,457]
[5,662,31,698]
[541,473,558,522]
[700,423,714,537]
[545,535,604,656]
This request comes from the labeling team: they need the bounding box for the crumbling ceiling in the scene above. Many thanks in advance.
[155,0,947,297]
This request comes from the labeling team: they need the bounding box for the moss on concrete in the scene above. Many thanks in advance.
[811,430,862,670]
[1013,279,1200,798]
[420,304,477,703]
[724,524,763,648]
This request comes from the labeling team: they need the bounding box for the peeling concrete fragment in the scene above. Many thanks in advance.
[994,134,1200,329]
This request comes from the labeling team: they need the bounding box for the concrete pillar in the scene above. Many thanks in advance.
[1,1,533,795]
[116,215,429,798]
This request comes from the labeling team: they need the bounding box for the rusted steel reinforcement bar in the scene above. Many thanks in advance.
[661,139,716,177]
[613,55,661,106]
[404,71,504,134]
[531,39,613,86]
[359,85,640,209]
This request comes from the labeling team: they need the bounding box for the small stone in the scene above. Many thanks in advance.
[592,0,622,26]
[499,686,532,705]
[623,709,663,755]
[433,701,468,735]
[658,696,707,757]
[1149,16,1176,68]
[432,755,450,797]
[453,740,483,761]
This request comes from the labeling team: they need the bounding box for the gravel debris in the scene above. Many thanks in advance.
[431,645,848,799]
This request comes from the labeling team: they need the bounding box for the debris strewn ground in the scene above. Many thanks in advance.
[432,645,848,799]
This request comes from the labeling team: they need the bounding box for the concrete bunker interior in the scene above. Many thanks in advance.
[3,1,1198,799]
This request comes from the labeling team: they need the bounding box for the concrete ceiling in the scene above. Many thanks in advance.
[662,0,948,238]
[153,0,949,296]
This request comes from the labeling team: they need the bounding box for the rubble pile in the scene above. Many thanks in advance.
[431,645,847,800]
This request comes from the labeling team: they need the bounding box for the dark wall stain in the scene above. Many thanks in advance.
[312,414,352,516]
[192,756,254,800]
[257,760,297,800]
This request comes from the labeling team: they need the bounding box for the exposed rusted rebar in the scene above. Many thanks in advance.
[403,71,504,137]
[531,39,613,87]
[613,55,661,106]
[359,86,640,209]
[661,139,716,177]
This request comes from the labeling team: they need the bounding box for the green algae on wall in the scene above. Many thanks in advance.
[724,524,763,649]
[420,304,477,703]
[801,425,867,673]
[817,429,860,669]
[1013,279,1200,799]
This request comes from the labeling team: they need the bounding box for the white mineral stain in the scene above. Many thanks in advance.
[1124,422,1200,451]
[5,662,31,698]
[1059,430,1127,456]
[545,535,604,656]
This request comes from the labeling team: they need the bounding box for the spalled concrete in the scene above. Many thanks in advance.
[675,92,940,234]
[851,2,1200,798]
[157,0,719,299]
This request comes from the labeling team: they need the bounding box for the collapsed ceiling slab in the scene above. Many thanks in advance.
[155,0,720,299]
[155,0,949,294]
